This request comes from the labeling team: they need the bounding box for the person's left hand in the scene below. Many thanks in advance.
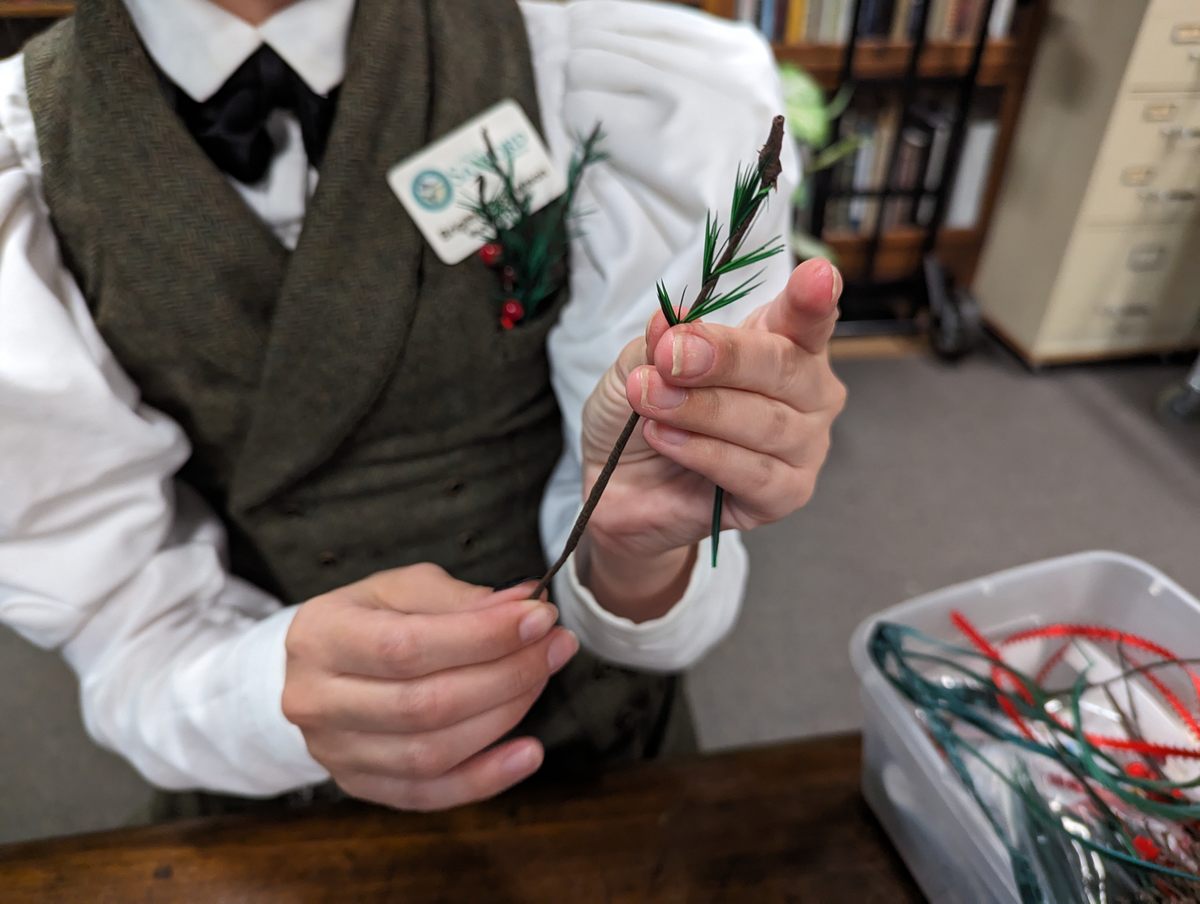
[578,258,846,618]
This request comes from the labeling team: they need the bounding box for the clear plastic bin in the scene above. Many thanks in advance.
[849,551,1200,904]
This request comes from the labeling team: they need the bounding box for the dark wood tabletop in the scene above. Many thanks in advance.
[0,732,922,903]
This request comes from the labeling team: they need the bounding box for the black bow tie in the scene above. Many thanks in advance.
[163,46,340,184]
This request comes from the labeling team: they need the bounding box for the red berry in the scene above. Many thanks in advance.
[1133,835,1160,862]
[501,299,525,322]
[500,315,517,330]
[479,243,504,268]
[1125,762,1153,779]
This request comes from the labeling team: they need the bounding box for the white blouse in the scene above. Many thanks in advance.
[0,0,795,795]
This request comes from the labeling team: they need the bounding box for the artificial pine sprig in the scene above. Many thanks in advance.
[466,125,606,327]
[533,116,786,599]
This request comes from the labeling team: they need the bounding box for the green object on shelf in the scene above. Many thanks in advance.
[779,63,852,150]
[780,63,832,148]
[778,63,858,263]
[791,229,836,265]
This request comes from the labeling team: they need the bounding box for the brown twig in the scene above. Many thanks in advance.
[532,117,785,598]
[532,410,641,600]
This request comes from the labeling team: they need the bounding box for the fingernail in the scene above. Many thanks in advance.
[651,422,690,446]
[547,629,579,672]
[831,265,843,301]
[671,333,714,378]
[502,741,542,777]
[519,604,558,642]
[646,377,687,410]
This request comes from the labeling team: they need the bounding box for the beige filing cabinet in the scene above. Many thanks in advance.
[976,0,1200,364]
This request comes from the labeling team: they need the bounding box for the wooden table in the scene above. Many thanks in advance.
[0,733,922,903]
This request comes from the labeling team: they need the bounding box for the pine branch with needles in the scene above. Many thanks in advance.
[465,125,607,324]
[534,115,787,600]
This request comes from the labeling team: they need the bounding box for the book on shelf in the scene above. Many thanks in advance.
[784,0,807,42]
[882,125,931,228]
[856,0,896,38]
[806,0,823,40]
[890,0,915,40]
[776,0,791,40]
[819,0,852,43]
[928,0,951,39]
[988,0,1016,39]
[945,117,998,228]
[846,110,875,231]
[915,105,952,223]
[758,0,777,36]
[738,0,1016,43]
[868,101,899,228]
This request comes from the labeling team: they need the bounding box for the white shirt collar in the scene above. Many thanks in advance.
[122,0,355,102]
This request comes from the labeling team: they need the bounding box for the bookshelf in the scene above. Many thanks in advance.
[0,1,71,17]
[0,2,65,61]
[695,0,1048,291]
[773,38,1023,88]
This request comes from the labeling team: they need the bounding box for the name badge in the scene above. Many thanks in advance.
[388,100,566,265]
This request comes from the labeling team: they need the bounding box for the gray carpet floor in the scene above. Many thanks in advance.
[690,341,1200,749]
[1,340,1196,845]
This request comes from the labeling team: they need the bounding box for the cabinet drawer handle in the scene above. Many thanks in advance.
[1121,165,1156,186]
[1103,304,1152,319]
[1160,126,1200,139]
[1128,245,1167,270]
[1139,189,1199,202]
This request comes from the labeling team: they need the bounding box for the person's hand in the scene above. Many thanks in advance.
[282,564,579,811]
[579,258,846,618]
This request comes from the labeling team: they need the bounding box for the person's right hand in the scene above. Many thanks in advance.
[281,563,578,811]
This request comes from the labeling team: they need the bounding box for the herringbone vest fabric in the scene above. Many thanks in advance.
[24,0,680,769]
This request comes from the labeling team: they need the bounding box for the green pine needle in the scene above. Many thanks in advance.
[711,487,724,566]
[702,212,721,284]
[656,280,679,326]
[712,238,786,278]
[687,270,767,322]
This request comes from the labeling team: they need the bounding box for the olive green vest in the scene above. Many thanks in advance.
[24,0,684,768]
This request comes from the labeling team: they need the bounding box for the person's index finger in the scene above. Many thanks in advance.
[328,600,559,679]
[760,257,841,355]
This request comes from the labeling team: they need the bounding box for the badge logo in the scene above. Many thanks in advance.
[412,170,453,211]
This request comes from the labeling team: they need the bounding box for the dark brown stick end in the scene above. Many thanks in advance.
[758,115,786,190]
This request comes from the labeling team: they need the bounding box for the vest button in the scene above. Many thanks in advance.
[318,550,339,567]
[278,501,304,518]
[457,531,477,550]
[445,479,466,496]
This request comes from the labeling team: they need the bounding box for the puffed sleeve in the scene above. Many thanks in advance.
[0,55,328,794]
[524,1,798,671]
